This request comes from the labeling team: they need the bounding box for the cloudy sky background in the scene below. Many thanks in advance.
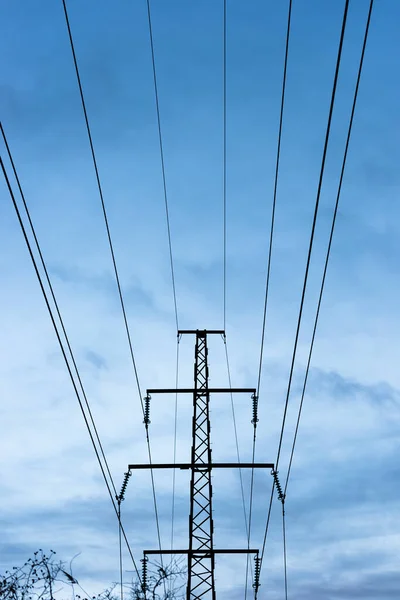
[1,0,400,598]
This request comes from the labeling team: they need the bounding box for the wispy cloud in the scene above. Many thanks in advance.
[1,0,400,597]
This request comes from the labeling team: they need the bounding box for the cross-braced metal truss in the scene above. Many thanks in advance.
[187,331,215,599]
[135,329,272,599]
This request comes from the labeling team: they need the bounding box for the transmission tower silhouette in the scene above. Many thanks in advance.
[129,329,274,599]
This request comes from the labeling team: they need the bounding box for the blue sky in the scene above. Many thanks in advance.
[1,0,400,598]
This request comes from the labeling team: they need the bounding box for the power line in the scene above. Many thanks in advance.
[60,0,165,577]
[275,0,350,468]
[141,3,182,575]
[260,0,351,578]
[169,334,181,595]
[282,505,288,600]
[284,0,375,496]
[223,0,227,331]
[244,438,256,600]
[0,122,117,500]
[247,1,294,594]
[146,443,167,597]
[260,482,275,569]
[117,470,132,600]
[118,503,124,600]
[146,0,179,332]
[170,335,181,550]
[223,337,249,540]
[60,0,143,407]
[256,0,293,397]
[222,335,253,595]
[221,13,249,587]
[0,155,141,582]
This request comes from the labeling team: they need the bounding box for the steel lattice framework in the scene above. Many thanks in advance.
[132,329,274,599]
[187,331,215,599]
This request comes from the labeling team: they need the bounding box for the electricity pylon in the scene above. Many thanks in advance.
[129,329,273,599]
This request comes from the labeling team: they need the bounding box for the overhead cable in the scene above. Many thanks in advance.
[117,470,132,600]
[222,335,252,594]
[1,122,117,499]
[275,0,350,469]
[223,337,250,540]
[146,0,179,331]
[246,1,294,595]
[0,155,141,582]
[223,0,227,330]
[60,0,143,406]
[284,0,375,495]
[260,0,351,576]
[244,438,257,600]
[255,0,376,586]
[256,0,293,398]
[282,504,288,600]
[61,0,165,577]
[169,334,181,595]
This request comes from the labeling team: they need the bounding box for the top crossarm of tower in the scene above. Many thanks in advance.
[178,329,225,335]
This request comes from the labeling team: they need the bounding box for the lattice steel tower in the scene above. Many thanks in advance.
[129,329,273,599]
[187,330,215,598]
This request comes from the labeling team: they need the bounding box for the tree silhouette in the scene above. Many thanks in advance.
[0,550,185,600]
[129,558,186,600]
